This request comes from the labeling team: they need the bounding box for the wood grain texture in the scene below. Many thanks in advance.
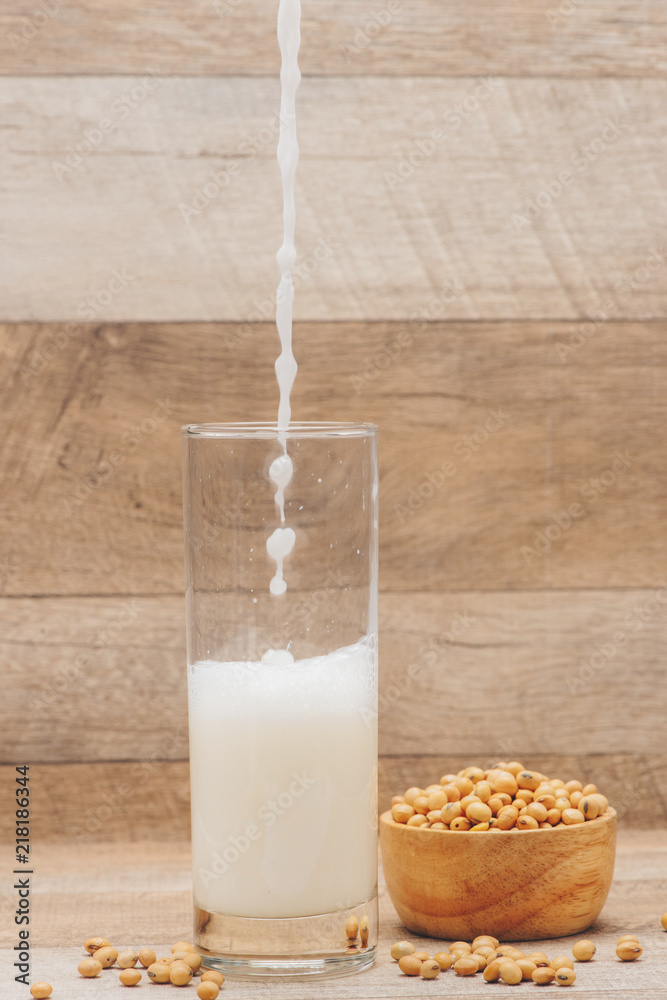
[0,830,665,997]
[2,2,666,77]
[2,77,667,321]
[0,763,192,847]
[1,746,665,847]
[3,591,667,764]
[2,322,665,596]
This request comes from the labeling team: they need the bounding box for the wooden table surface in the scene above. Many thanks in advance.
[2,829,665,1000]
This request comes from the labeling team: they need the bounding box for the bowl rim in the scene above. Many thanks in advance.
[380,806,617,838]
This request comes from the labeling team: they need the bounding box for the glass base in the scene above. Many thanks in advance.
[195,893,377,979]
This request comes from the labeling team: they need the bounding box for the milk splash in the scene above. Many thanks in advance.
[267,0,301,597]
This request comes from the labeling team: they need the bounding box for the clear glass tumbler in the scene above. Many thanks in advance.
[182,422,379,978]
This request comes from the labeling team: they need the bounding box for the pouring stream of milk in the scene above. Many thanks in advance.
[267,0,301,597]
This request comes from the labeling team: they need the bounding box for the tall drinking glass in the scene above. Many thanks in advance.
[182,422,379,978]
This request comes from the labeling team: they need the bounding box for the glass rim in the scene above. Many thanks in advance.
[181,421,378,439]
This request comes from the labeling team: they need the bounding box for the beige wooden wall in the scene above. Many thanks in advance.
[2,2,666,843]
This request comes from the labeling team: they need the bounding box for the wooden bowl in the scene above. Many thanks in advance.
[380,808,616,941]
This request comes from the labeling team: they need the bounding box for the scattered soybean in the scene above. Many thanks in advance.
[616,941,642,961]
[390,941,415,961]
[119,968,142,986]
[78,958,103,978]
[572,939,596,961]
[30,985,52,999]
[197,984,221,1000]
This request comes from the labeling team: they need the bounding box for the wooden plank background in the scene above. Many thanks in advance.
[2,77,667,321]
[2,2,667,76]
[3,323,666,595]
[5,589,667,761]
[2,2,666,838]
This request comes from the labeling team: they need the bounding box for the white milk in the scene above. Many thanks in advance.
[274,0,300,434]
[266,0,301,595]
[267,455,295,596]
[188,639,378,919]
[187,0,378,928]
